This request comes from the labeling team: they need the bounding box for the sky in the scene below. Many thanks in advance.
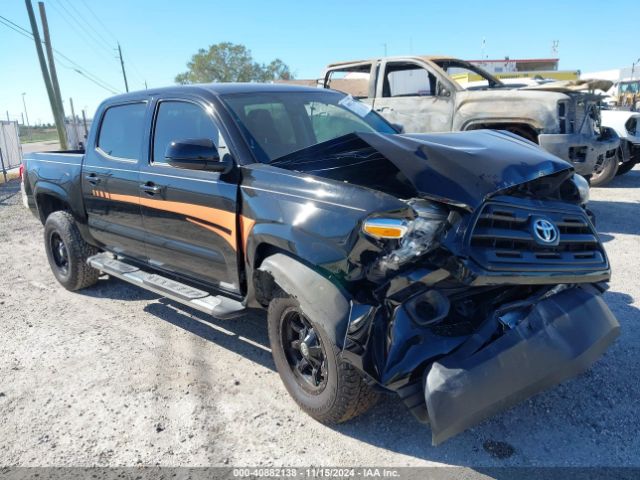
[1,0,638,126]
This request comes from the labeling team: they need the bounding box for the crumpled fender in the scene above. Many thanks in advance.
[259,253,351,348]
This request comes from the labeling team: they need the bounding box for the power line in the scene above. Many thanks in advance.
[0,14,121,95]
[0,14,118,92]
[78,0,148,88]
[52,0,114,54]
[48,0,117,64]
[64,0,114,53]
[80,0,117,42]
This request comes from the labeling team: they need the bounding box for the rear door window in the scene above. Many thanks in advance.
[97,103,146,160]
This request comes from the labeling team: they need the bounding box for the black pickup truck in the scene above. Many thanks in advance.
[22,84,619,444]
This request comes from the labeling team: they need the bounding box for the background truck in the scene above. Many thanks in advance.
[601,109,640,176]
[22,83,619,444]
[322,56,619,184]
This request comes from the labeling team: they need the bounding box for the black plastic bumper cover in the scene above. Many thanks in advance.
[424,287,620,445]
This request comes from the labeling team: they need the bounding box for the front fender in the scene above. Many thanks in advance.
[258,253,352,348]
[453,91,562,133]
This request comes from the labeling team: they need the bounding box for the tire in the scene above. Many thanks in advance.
[268,296,378,424]
[616,160,637,176]
[44,211,100,291]
[590,150,620,187]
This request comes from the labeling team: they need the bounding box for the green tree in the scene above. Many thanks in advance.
[175,42,293,84]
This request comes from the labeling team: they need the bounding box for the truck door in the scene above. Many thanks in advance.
[372,60,454,133]
[82,101,148,261]
[138,97,240,293]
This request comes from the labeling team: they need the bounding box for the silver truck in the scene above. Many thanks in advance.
[601,109,640,176]
[322,56,619,179]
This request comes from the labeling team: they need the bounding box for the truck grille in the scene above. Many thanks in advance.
[468,201,607,272]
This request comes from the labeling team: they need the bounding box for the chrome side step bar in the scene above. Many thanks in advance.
[87,253,245,318]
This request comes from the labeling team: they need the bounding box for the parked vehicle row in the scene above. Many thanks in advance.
[22,83,619,445]
[321,55,623,185]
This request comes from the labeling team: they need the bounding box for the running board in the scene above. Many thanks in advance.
[87,253,245,318]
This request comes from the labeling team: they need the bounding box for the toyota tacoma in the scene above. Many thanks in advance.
[22,84,619,444]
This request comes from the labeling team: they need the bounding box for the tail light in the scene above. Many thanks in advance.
[19,163,24,181]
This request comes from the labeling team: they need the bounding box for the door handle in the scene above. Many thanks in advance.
[84,173,100,185]
[139,182,163,195]
[375,106,394,113]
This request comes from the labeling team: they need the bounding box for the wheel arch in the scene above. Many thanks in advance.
[34,184,71,224]
[256,252,352,349]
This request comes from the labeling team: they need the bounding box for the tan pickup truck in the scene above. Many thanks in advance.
[322,56,619,183]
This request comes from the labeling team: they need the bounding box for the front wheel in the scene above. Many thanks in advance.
[44,211,100,291]
[267,296,378,424]
[590,149,620,187]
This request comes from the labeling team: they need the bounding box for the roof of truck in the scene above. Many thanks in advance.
[103,82,325,103]
[326,55,457,68]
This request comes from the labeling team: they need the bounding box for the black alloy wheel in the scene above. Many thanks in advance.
[281,307,328,393]
[49,231,70,275]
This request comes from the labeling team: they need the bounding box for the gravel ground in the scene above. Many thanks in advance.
[0,169,639,469]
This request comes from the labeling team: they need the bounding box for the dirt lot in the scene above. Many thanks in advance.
[1,170,639,469]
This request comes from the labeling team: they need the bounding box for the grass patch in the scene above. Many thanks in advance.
[20,128,59,144]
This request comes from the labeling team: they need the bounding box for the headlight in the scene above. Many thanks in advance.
[364,199,449,272]
[571,173,590,204]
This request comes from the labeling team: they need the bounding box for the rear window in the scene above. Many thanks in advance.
[97,103,146,160]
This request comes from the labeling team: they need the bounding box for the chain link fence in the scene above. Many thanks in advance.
[0,120,23,182]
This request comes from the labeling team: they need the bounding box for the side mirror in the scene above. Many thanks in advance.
[165,138,231,172]
[438,85,451,98]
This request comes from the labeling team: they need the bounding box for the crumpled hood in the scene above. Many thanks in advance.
[272,130,573,211]
[520,78,613,94]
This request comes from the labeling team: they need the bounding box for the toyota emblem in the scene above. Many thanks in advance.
[532,218,559,245]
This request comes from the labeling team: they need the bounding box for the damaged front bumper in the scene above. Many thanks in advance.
[342,285,619,445]
[538,131,619,176]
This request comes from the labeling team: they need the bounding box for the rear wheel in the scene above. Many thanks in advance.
[590,149,620,187]
[267,296,378,423]
[44,211,100,291]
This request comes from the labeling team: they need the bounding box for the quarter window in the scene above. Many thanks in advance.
[98,103,146,160]
[152,101,222,165]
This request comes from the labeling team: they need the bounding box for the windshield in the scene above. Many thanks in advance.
[220,90,396,163]
[433,59,503,90]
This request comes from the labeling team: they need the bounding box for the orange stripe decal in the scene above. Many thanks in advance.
[91,189,238,250]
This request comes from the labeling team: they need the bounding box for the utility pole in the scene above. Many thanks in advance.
[22,92,32,141]
[117,43,129,92]
[81,109,89,139]
[69,97,81,149]
[25,0,67,149]
[38,2,66,140]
